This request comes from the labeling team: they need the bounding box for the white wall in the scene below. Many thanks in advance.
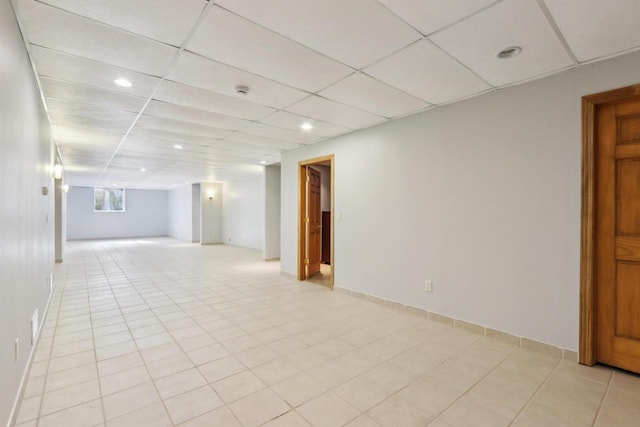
[0,2,55,424]
[223,176,264,250]
[192,184,201,242]
[201,182,223,244]
[67,187,168,239]
[282,50,640,352]
[264,165,281,260]
[168,185,192,241]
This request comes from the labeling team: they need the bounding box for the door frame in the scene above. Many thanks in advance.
[580,83,640,366]
[298,154,334,288]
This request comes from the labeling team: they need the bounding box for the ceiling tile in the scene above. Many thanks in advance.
[154,80,275,121]
[18,0,178,76]
[364,39,491,104]
[30,47,161,98]
[48,110,133,134]
[216,0,420,68]
[259,111,351,138]
[168,52,309,109]
[46,98,139,124]
[241,123,322,144]
[225,132,302,151]
[377,0,497,35]
[285,95,386,129]
[52,124,123,147]
[544,0,640,62]
[41,78,146,112]
[134,115,234,140]
[34,0,206,46]
[319,72,430,118]
[430,0,573,87]
[144,101,251,131]
[126,133,283,157]
[186,6,352,92]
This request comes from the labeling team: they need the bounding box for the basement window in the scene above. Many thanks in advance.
[94,188,125,212]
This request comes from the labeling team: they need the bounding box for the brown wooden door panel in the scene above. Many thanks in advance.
[306,167,321,278]
[596,98,640,372]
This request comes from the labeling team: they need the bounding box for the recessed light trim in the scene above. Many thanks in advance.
[173,144,183,150]
[301,122,313,131]
[497,46,522,59]
[114,78,132,87]
[140,168,146,172]
[260,160,267,165]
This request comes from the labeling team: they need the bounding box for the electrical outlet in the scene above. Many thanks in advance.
[424,280,433,293]
[14,339,19,361]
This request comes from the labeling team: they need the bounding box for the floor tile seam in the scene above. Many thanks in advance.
[508,354,563,425]
[419,339,523,426]
[32,272,80,425]
[97,266,178,427]
[590,366,615,427]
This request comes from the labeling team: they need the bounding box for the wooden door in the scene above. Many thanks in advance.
[306,167,322,278]
[596,97,640,373]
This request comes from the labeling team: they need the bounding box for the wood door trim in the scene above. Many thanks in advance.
[298,154,335,288]
[580,83,640,366]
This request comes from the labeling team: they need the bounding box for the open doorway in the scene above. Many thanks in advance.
[298,155,334,288]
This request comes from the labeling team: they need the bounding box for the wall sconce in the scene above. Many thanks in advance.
[63,184,69,193]
[53,164,63,180]
[207,190,216,200]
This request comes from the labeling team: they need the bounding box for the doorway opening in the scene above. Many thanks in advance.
[298,155,334,289]
[580,82,640,373]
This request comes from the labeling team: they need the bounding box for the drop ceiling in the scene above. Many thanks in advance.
[11,0,640,189]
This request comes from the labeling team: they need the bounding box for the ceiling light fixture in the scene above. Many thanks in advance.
[114,78,132,87]
[53,164,63,179]
[497,46,522,59]
[235,85,249,95]
[173,144,183,150]
[260,160,267,165]
[140,168,146,172]
[301,122,313,131]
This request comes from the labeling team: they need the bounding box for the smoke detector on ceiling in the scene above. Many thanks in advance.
[235,85,250,95]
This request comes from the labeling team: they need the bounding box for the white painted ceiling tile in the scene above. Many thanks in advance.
[144,101,251,131]
[46,98,139,126]
[241,123,322,144]
[186,6,352,92]
[216,0,420,68]
[168,52,309,109]
[364,39,491,104]
[286,96,387,129]
[48,111,133,134]
[31,47,161,97]
[319,72,430,118]
[260,111,352,138]
[429,0,573,87]
[135,115,234,140]
[41,78,146,112]
[34,0,206,46]
[154,80,275,121]
[544,0,640,62]
[225,133,302,151]
[377,0,497,35]
[18,1,178,76]
[52,125,124,148]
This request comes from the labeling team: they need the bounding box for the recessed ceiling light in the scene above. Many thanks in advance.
[301,122,313,131]
[140,168,146,172]
[497,46,522,59]
[235,85,249,95]
[173,144,183,150]
[114,78,132,87]
[260,160,267,165]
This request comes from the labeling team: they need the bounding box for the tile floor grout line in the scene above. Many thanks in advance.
[590,368,615,426]
[508,355,563,426]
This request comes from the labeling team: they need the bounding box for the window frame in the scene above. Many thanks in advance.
[93,187,126,213]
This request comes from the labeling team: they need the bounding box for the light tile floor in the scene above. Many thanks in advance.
[15,238,640,427]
